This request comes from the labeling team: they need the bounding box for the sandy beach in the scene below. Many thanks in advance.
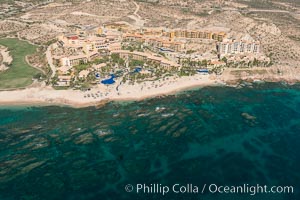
[0,74,219,108]
[0,65,299,108]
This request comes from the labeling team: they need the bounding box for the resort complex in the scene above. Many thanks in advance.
[0,0,300,200]
[1,0,299,106]
[1,1,300,200]
[48,22,268,88]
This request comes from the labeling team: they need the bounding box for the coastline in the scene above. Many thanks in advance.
[0,74,219,108]
[1,65,300,108]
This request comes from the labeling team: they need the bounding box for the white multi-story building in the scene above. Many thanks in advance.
[217,34,260,57]
[60,51,99,67]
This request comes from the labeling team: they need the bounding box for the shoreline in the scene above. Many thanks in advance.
[1,66,300,108]
[0,80,296,109]
[0,74,219,108]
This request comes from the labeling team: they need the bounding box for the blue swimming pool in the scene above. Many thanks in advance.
[101,74,115,85]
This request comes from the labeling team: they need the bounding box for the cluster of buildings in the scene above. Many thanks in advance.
[52,22,264,86]
[59,51,99,67]
[122,28,228,52]
[56,22,262,67]
[111,50,179,69]
[123,33,185,52]
[56,26,122,68]
[217,34,261,58]
[163,29,226,41]
[55,23,192,70]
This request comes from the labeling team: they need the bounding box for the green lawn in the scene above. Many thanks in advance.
[0,38,40,89]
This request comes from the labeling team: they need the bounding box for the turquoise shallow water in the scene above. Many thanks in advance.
[0,83,300,200]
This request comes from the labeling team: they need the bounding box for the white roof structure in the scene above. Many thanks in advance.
[57,65,72,73]
[79,70,90,78]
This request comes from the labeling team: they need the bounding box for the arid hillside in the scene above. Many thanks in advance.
[0,0,299,68]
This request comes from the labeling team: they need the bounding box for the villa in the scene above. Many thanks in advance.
[57,65,72,75]
[57,75,72,86]
[78,70,90,79]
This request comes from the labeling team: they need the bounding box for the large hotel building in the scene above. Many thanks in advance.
[164,30,227,41]
[217,34,260,57]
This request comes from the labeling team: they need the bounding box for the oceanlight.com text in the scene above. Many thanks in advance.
[124,183,294,196]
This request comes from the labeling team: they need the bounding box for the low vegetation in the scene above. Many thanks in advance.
[0,38,40,89]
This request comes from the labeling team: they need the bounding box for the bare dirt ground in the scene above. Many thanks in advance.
[0,20,27,35]
[221,65,300,85]
[18,23,66,44]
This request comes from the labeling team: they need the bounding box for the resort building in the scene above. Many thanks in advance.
[60,51,99,67]
[164,29,227,41]
[86,36,108,50]
[58,29,121,54]
[57,65,72,75]
[217,34,261,57]
[57,75,72,86]
[104,30,121,43]
[108,43,122,51]
[111,50,180,68]
[93,63,106,71]
[141,28,164,36]
[146,38,185,52]
[78,70,90,79]
[123,33,145,43]
[61,55,88,67]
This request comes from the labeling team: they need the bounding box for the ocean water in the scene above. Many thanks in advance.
[0,83,299,200]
